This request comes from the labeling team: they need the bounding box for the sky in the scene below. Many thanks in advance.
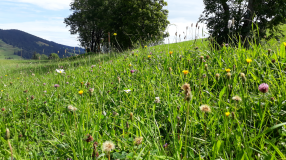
[0,0,206,47]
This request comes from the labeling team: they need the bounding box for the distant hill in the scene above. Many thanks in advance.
[0,29,84,59]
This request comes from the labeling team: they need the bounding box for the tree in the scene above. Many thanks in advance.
[41,54,48,60]
[64,0,169,51]
[49,53,59,60]
[32,52,40,60]
[199,0,286,47]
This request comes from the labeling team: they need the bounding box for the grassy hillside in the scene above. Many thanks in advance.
[0,39,22,59]
[0,36,285,159]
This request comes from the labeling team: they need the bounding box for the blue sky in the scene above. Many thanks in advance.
[0,0,205,47]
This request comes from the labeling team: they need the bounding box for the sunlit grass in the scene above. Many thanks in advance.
[0,38,285,159]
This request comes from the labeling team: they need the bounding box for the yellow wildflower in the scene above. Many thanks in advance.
[113,33,117,36]
[148,55,151,58]
[129,63,132,67]
[283,42,286,46]
[1,90,3,92]
[169,51,173,55]
[78,90,83,95]
[5,75,7,76]
[144,46,147,48]
[225,112,230,117]
[225,69,231,72]
[182,70,189,75]
[246,59,252,63]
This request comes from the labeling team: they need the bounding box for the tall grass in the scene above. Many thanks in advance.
[0,37,285,159]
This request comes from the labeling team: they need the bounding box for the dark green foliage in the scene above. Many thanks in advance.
[0,29,84,59]
[199,0,286,47]
[48,53,60,60]
[64,0,169,52]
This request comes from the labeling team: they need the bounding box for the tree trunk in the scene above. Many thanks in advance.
[241,0,255,48]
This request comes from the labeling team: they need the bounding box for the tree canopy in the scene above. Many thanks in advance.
[64,0,170,52]
[199,0,286,47]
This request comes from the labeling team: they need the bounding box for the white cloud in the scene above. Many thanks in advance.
[6,0,73,10]
[0,20,79,46]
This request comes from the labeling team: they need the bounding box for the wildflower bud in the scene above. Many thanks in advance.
[226,72,231,79]
[240,73,246,82]
[206,55,210,60]
[130,112,133,121]
[117,77,121,83]
[23,90,28,93]
[87,82,90,88]
[205,64,208,70]
[126,121,129,129]
[1,108,5,111]
[169,67,172,72]
[215,73,220,80]
[268,49,271,54]
[10,82,12,85]
[270,97,275,101]
[200,56,204,60]
[31,95,34,100]
[6,128,10,139]
[272,59,276,63]
[233,65,236,70]
[134,137,143,145]
[231,112,235,119]
[176,115,181,121]
[202,74,206,78]
[85,134,94,143]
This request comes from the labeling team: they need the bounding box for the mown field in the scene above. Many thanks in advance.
[0,37,286,159]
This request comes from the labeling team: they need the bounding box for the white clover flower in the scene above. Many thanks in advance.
[124,89,131,93]
[56,69,65,73]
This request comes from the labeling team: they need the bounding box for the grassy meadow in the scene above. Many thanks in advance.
[0,40,22,60]
[0,37,286,160]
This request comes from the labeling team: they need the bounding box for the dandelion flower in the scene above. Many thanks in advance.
[129,63,132,67]
[169,51,173,55]
[124,89,131,93]
[225,69,231,72]
[225,112,230,117]
[148,55,151,58]
[232,95,242,101]
[259,83,269,93]
[102,141,115,152]
[134,137,143,145]
[284,42,286,46]
[56,69,65,73]
[78,90,83,95]
[5,75,7,76]
[182,70,189,75]
[199,105,211,113]
[144,46,147,48]
[113,33,117,36]
[246,59,252,64]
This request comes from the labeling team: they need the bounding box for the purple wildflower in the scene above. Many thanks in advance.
[163,143,168,148]
[43,83,46,86]
[130,70,135,74]
[54,84,60,88]
[66,82,69,84]
[259,83,269,93]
